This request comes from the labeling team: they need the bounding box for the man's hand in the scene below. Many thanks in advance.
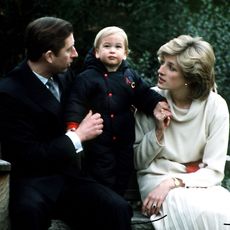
[74,110,103,142]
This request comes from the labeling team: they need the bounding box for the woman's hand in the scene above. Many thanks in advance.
[153,101,172,142]
[142,178,175,217]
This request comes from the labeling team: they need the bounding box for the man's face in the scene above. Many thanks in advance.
[51,33,78,73]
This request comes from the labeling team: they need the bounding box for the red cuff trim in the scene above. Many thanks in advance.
[66,122,79,130]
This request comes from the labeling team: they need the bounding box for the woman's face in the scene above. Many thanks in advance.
[157,55,186,91]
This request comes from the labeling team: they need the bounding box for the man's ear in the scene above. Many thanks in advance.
[44,50,54,63]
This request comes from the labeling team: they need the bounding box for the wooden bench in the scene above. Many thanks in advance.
[0,160,10,230]
[1,158,230,230]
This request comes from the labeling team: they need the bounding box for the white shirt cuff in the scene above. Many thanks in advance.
[65,130,83,153]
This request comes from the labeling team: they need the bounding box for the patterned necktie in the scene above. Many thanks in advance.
[46,78,60,101]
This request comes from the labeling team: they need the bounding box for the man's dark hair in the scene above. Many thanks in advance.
[25,16,73,61]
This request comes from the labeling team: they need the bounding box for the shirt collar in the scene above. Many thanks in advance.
[32,71,50,85]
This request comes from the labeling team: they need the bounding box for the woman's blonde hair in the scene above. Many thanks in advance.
[157,35,216,100]
[94,26,129,54]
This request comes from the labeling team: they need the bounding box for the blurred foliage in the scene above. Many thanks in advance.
[223,166,230,190]
[0,0,230,103]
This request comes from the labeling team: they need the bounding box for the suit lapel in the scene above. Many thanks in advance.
[20,61,63,117]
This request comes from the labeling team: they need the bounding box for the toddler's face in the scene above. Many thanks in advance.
[95,34,127,72]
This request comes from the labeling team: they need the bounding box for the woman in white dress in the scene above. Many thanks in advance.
[134,35,230,230]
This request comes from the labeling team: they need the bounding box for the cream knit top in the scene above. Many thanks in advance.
[134,87,229,200]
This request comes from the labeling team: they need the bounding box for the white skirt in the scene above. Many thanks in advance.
[150,186,230,230]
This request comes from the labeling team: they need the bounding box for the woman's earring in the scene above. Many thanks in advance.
[185,83,188,86]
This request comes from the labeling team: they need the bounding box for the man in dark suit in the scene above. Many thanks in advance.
[0,16,133,230]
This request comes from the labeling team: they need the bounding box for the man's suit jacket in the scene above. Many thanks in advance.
[0,60,79,202]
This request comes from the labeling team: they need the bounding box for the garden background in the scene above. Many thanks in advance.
[0,0,230,187]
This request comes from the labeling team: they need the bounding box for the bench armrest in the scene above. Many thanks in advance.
[0,160,11,173]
